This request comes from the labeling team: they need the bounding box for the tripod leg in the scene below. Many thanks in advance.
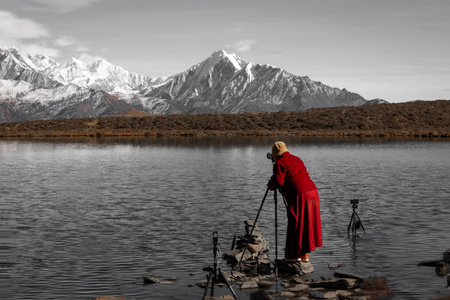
[354,211,365,232]
[274,190,278,262]
[218,268,239,300]
[202,270,213,300]
[348,212,357,235]
[347,212,354,233]
[239,187,269,266]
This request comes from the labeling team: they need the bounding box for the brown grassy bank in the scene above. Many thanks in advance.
[0,100,449,138]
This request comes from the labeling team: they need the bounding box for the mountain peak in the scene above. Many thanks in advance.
[61,57,85,69]
[209,50,244,70]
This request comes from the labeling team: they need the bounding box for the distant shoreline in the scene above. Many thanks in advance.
[1,100,449,138]
[0,130,448,139]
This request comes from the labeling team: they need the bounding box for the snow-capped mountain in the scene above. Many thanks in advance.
[144,50,369,114]
[0,47,383,123]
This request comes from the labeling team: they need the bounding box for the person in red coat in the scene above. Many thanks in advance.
[268,141,323,263]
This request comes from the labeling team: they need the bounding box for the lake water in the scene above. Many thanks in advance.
[0,136,449,300]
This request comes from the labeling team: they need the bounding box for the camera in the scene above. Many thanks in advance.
[266,152,273,160]
[350,199,359,205]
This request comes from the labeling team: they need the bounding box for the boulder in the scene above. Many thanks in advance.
[257,260,272,275]
[436,262,450,277]
[257,280,272,289]
[443,249,450,262]
[250,290,273,300]
[275,259,314,275]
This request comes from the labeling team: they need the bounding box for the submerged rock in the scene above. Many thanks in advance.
[328,262,345,270]
[334,272,364,280]
[143,274,160,284]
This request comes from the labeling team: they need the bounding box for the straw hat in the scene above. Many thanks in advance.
[272,141,288,157]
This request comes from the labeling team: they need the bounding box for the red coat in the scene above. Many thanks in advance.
[269,152,316,196]
[268,152,323,258]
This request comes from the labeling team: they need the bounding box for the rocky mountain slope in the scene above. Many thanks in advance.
[0,47,384,123]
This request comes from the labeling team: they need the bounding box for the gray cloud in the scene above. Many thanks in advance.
[25,0,100,13]
[0,10,49,39]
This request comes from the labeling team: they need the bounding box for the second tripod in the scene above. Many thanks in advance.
[202,232,238,300]
[347,199,365,235]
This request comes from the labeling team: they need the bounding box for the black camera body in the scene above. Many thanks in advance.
[266,152,275,163]
[350,199,359,209]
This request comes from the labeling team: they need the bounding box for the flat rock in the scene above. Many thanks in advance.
[322,290,353,299]
[241,280,259,289]
[286,283,308,292]
[279,291,297,298]
[334,271,364,280]
[310,278,357,290]
[418,259,442,267]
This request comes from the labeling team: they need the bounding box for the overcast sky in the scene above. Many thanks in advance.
[1,0,449,102]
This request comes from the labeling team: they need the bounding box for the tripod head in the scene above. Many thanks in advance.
[350,199,359,210]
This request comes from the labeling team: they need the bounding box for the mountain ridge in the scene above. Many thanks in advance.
[1,47,386,123]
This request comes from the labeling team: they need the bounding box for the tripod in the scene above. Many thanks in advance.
[203,232,238,300]
[347,199,365,235]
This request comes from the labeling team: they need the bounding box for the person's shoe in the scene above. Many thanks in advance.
[285,258,301,262]
[300,254,309,262]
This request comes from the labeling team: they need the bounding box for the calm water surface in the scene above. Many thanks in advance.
[0,136,449,300]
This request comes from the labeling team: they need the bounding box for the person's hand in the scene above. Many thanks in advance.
[268,179,276,191]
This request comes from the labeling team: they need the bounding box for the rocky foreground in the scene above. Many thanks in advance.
[146,221,394,300]
[88,221,450,299]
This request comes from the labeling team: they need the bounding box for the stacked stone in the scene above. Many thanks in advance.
[223,220,271,274]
